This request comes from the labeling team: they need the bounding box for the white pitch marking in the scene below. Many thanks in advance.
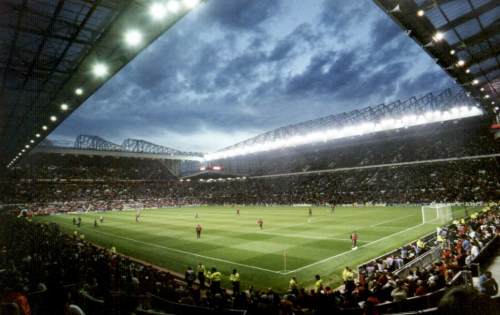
[369,213,417,227]
[86,228,283,274]
[280,223,425,275]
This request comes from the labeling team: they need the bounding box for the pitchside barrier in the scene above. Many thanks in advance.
[395,246,441,279]
[357,231,436,278]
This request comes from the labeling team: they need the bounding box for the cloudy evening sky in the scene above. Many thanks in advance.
[51,0,456,153]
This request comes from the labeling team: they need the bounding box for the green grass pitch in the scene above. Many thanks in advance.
[33,205,470,291]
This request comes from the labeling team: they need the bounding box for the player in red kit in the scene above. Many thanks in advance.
[257,218,263,230]
[196,224,202,239]
[351,231,358,250]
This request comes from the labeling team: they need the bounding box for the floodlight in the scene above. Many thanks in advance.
[465,69,470,74]
[492,101,496,105]
[75,88,83,95]
[150,2,167,20]
[25,145,30,149]
[30,139,34,144]
[42,125,48,130]
[183,0,200,9]
[35,133,40,138]
[124,29,143,47]
[21,149,25,152]
[472,79,479,85]
[92,63,108,77]
[167,1,180,13]
[480,87,485,91]
[50,115,57,122]
[432,32,444,42]
[449,49,455,55]
[494,106,499,111]
[60,103,69,111]
[484,94,490,99]
[456,60,465,67]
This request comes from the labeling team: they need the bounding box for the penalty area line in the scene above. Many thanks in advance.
[86,229,284,275]
[280,223,425,275]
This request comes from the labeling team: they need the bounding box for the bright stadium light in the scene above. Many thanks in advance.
[456,60,465,67]
[21,149,25,153]
[92,63,108,77]
[480,87,485,91]
[465,68,470,74]
[60,103,69,111]
[42,125,48,130]
[50,115,57,122]
[75,88,83,95]
[124,29,143,47]
[30,139,34,144]
[25,144,30,149]
[203,106,483,161]
[167,1,181,13]
[449,49,455,55]
[432,32,444,42]
[484,94,490,99]
[183,0,200,9]
[472,79,479,85]
[150,2,167,20]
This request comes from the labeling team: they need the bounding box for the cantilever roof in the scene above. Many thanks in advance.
[0,0,203,167]
[373,0,499,114]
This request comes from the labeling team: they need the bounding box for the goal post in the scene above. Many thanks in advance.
[421,204,453,224]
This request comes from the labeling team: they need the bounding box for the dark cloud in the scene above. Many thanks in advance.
[202,0,282,30]
[52,0,455,152]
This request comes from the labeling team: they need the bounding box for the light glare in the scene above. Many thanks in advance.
[203,106,483,161]
[150,3,167,19]
[183,0,200,8]
[60,103,69,111]
[50,115,57,122]
[75,88,83,95]
[124,29,143,46]
[167,1,180,13]
[433,32,444,42]
[93,63,108,77]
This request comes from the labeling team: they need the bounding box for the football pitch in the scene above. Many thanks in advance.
[33,205,469,290]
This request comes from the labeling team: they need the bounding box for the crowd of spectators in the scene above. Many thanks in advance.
[10,154,177,181]
[214,118,499,176]
[1,206,498,315]
[357,206,499,308]
[1,158,497,212]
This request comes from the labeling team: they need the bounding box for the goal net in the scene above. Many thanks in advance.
[421,204,453,224]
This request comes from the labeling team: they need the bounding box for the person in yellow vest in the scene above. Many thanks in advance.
[229,269,240,295]
[342,267,355,294]
[314,274,323,293]
[209,267,222,293]
[289,277,298,294]
[417,239,426,250]
[197,263,206,289]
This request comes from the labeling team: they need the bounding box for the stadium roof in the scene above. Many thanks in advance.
[205,88,482,161]
[373,0,499,113]
[1,0,203,168]
[30,135,203,160]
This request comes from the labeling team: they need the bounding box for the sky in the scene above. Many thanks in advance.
[51,0,456,153]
